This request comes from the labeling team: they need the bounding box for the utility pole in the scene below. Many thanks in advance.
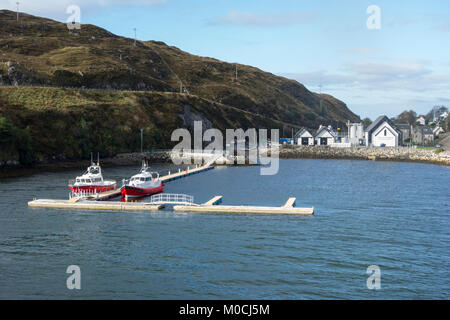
[235,64,238,81]
[16,2,19,22]
[319,84,324,116]
[180,80,183,93]
[140,128,144,153]
[133,28,137,46]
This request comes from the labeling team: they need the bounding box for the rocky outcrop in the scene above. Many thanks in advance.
[0,61,44,86]
[180,104,213,132]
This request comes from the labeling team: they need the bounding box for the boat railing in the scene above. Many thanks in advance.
[149,193,194,205]
[69,189,99,199]
[68,179,76,186]
[150,172,160,180]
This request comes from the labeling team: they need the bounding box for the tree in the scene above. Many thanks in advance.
[0,117,33,164]
[426,106,448,122]
[319,100,326,117]
[362,117,372,128]
[396,110,417,125]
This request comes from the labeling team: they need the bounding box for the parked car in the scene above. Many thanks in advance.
[435,144,441,148]
[380,144,386,147]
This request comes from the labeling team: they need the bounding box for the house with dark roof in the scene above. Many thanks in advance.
[294,128,314,145]
[412,126,434,145]
[396,123,412,143]
[364,115,401,147]
[314,125,338,146]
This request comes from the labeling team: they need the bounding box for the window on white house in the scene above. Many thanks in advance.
[384,130,387,136]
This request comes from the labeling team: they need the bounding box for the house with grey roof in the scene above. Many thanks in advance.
[396,123,412,143]
[364,115,402,147]
[412,126,434,145]
[314,125,338,146]
[294,128,314,145]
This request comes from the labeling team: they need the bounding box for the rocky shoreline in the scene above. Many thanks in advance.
[1,147,449,178]
[279,146,450,166]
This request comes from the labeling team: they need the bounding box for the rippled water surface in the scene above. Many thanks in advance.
[0,159,449,299]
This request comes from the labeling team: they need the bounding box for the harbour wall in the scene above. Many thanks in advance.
[278,146,450,166]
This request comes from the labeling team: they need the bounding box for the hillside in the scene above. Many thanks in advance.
[0,10,360,165]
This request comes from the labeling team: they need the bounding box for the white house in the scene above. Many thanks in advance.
[364,115,401,147]
[439,111,448,121]
[347,122,365,146]
[314,125,337,146]
[417,115,426,125]
[433,126,445,138]
[294,128,314,145]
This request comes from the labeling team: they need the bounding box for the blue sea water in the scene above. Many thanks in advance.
[0,159,448,299]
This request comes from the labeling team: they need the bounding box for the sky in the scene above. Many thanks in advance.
[1,0,450,120]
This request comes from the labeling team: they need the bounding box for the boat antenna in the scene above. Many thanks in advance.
[97,152,100,166]
[91,152,93,165]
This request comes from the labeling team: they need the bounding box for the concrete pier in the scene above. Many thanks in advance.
[28,196,313,215]
[202,196,223,206]
[69,188,122,202]
[174,196,314,215]
[28,199,163,211]
[160,164,214,183]
[29,165,315,215]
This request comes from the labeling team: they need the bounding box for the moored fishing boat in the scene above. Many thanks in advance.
[121,161,164,200]
[68,154,116,194]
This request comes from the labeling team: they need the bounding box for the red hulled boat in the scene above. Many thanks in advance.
[68,156,116,194]
[121,161,164,200]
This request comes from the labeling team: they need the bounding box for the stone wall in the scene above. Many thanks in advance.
[279,146,450,166]
[106,152,171,166]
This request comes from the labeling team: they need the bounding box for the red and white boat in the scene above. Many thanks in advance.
[68,158,116,194]
[121,162,164,200]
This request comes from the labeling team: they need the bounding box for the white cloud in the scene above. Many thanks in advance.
[344,48,380,55]
[280,61,450,118]
[211,10,315,27]
[434,22,450,32]
[281,61,450,93]
[1,0,166,21]
[281,70,356,88]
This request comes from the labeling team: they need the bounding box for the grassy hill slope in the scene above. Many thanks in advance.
[0,10,360,165]
[0,86,288,164]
